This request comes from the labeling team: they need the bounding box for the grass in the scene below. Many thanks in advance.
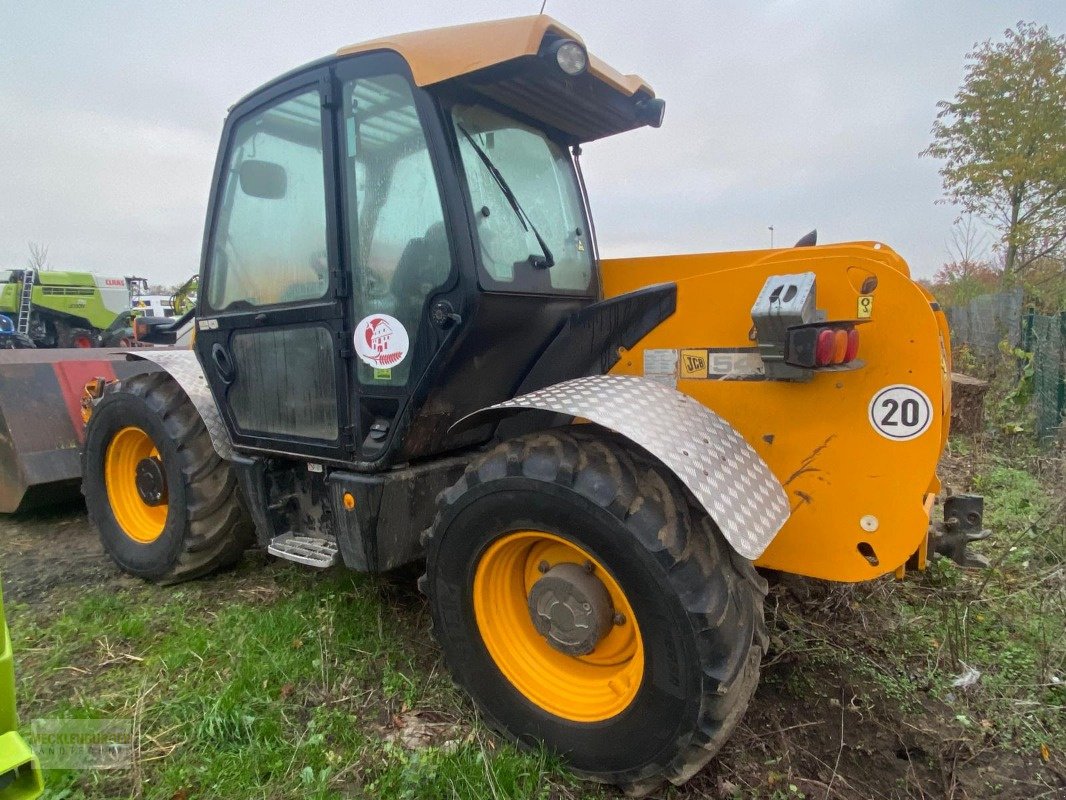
[767,440,1064,762]
[13,569,589,799]
[6,435,1064,798]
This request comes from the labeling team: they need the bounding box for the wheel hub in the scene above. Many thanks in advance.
[134,457,166,506]
[527,562,614,656]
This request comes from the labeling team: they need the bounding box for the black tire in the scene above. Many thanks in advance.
[421,428,768,792]
[82,371,253,584]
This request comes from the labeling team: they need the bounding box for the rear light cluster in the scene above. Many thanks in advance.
[785,324,861,369]
[815,327,860,366]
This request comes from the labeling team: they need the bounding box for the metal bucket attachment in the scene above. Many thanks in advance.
[0,349,156,513]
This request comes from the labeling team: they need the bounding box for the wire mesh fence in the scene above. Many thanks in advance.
[946,290,1065,443]
[1022,308,1066,444]
[944,289,1023,357]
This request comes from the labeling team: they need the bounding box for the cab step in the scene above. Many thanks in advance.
[267,534,339,568]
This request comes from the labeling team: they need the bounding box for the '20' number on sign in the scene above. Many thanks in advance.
[868,385,932,441]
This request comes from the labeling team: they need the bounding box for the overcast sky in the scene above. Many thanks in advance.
[2,1,1063,284]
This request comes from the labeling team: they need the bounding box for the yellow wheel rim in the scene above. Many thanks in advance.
[473,530,644,722]
[104,426,168,543]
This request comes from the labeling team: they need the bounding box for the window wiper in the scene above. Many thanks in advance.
[457,124,554,269]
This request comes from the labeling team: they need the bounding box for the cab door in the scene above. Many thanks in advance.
[333,54,467,461]
[195,69,353,461]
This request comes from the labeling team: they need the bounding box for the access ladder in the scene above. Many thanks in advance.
[15,269,34,335]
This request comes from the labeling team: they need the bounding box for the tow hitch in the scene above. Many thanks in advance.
[930,494,992,568]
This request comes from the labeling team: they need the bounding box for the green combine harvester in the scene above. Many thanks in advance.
[0,270,139,348]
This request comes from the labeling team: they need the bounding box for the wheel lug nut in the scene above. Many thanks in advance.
[613,613,626,626]
[582,560,594,574]
[538,560,550,573]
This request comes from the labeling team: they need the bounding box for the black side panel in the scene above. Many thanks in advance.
[329,454,469,572]
[515,282,677,395]
[326,471,384,571]
[395,292,590,462]
[231,455,275,547]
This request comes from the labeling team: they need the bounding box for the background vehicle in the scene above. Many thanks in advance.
[130,295,176,319]
[0,271,146,348]
[78,15,962,792]
[0,316,33,350]
[0,585,44,799]
[94,310,173,348]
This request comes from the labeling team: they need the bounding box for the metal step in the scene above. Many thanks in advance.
[267,533,339,568]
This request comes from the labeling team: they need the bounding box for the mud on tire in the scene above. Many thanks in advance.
[421,428,768,792]
[82,371,253,584]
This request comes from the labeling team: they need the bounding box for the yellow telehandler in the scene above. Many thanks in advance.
[79,15,976,791]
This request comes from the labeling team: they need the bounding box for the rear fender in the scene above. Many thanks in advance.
[453,375,791,560]
[126,350,233,460]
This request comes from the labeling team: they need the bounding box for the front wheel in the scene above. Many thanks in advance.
[82,371,253,584]
[421,429,767,792]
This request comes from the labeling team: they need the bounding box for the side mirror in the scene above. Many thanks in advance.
[238,159,287,199]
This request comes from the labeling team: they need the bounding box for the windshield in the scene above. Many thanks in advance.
[451,103,593,294]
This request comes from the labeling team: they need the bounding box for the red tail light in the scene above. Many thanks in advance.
[815,329,835,366]
[788,323,862,370]
[844,328,860,362]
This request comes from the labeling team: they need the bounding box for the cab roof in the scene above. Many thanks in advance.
[234,15,660,144]
[336,14,655,98]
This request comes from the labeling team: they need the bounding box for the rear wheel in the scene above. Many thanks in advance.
[421,429,767,792]
[82,371,253,583]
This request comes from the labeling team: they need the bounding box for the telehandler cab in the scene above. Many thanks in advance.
[81,15,962,791]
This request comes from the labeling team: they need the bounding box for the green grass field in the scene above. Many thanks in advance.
[3,437,1063,799]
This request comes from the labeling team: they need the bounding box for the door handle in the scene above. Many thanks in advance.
[253,312,268,325]
[211,343,237,385]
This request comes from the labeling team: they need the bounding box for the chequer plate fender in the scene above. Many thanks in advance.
[126,350,234,460]
[453,374,791,560]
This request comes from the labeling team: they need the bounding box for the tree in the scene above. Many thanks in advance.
[923,22,1066,276]
[27,241,49,270]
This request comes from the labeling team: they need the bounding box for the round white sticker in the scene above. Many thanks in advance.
[868,384,932,441]
[354,314,409,369]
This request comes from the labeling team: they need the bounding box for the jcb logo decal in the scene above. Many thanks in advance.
[676,348,767,381]
[680,350,708,379]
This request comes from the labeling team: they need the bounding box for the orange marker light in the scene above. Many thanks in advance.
[832,329,848,364]
[342,492,356,511]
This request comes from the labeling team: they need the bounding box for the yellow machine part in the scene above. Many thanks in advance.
[472,530,644,722]
[336,14,654,97]
[603,242,950,582]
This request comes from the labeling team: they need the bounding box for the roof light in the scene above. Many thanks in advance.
[549,39,588,76]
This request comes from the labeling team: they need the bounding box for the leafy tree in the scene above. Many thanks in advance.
[928,257,1003,307]
[924,22,1066,276]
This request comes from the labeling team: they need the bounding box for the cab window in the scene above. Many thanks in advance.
[452,103,593,294]
[206,90,328,310]
[342,73,451,387]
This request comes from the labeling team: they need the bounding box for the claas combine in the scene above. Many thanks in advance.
[67,15,965,791]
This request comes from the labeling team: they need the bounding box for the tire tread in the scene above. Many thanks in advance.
[83,371,253,584]
[421,428,767,793]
